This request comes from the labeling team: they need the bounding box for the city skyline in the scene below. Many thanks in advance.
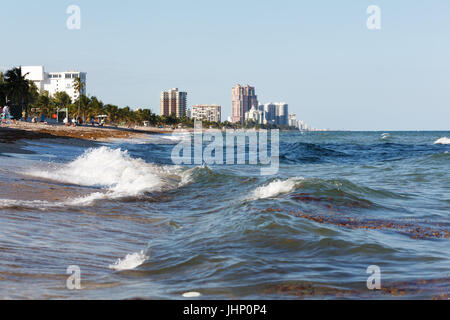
[1,1,449,130]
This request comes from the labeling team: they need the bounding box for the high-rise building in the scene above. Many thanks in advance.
[21,66,87,102]
[275,102,289,126]
[245,106,264,124]
[260,103,276,125]
[231,84,258,124]
[191,104,222,122]
[258,102,289,125]
[160,88,187,117]
[288,114,297,127]
[298,120,306,131]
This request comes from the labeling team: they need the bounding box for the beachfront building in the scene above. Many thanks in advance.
[298,120,316,131]
[288,113,297,127]
[21,66,87,102]
[275,102,289,126]
[257,102,289,126]
[260,103,275,125]
[160,88,187,117]
[245,106,264,124]
[191,104,221,122]
[231,84,258,124]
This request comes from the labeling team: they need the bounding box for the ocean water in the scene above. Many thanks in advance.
[0,131,449,299]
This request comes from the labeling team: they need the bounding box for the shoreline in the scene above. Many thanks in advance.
[0,121,169,155]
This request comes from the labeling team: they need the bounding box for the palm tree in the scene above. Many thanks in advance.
[73,77,85,121]
[0,72,6,106]
[36,91,51,117]
[104,104,119,124]
[3,67,30,117]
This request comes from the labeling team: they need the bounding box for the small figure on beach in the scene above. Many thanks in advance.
[1,105,15,124]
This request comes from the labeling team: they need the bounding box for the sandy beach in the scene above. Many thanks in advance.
[0,121,174,155]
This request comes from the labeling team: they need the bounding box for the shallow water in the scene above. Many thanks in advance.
[0,131,449,299]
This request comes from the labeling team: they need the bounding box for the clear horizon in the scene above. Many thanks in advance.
[1,0,449,130]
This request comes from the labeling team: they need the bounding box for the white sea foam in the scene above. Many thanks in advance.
[250,177,304,200]
[113,133,189,145]
[0,198,66,210]
[26,147,189,204]
[182,292,201,298]
[381,133,391,140]
[109,250,149,271]
[434,137,450,145]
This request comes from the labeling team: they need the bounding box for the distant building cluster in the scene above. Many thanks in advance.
[20,67,317,128]
[160,88,222,123]
[21,66,87,102]
[162,83,306,127]
[297,120,324,131]
[16,65,323,129]
[230,84,292,126]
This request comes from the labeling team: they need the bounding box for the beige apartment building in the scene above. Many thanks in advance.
[160,88,187,117]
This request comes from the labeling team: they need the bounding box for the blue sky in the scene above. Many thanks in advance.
[1,0,449,130]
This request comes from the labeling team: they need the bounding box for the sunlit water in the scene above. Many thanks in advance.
[0,131,449,299]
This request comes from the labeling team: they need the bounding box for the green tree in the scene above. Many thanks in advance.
[87,96,104,120]
[73,77,85,120]
[26,81,39,109]
[73,95,90,123]
[104,104,119,123]
[52,91,72,117]
[3,67,31,118]
[36,91,52,116]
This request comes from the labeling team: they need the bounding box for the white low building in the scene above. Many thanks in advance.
[245,106,264,124]
[21,66,87,102]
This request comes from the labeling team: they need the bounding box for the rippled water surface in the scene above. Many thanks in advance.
[0,131,449,299]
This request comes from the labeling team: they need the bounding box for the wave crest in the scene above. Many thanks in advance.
[109,250,149,271]
[26,147,188,204]
[434,137,450,145]
[250,177,304,200]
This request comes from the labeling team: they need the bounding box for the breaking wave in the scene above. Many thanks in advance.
[434,137,450,145]
[26,147,189,204]
[109,250,149,271]
[249,177,304,200]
